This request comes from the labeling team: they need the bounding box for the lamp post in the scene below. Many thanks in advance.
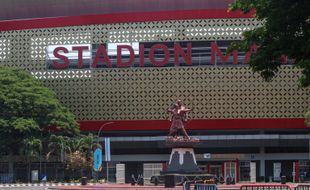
[97,122,113,182]
[97,122,114,145]
[60,140,66,180]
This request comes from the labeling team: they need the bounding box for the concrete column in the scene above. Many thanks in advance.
[259,147,265,178]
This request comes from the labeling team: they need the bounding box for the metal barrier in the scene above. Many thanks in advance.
[0,174,13,183]
[240,184,293,190]
[194,184,217,190]
[295,185,310,190]
[183,182,190,190]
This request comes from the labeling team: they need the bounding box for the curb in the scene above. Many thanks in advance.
[0,183,98,187]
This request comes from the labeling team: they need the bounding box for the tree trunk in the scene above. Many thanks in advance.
[8,150,14,181]
[8,151,14,173]
[27,156,31,182]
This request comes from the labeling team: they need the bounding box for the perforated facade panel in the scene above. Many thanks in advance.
[0,18,309,122]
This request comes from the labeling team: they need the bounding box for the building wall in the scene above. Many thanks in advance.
[0,18,309,128]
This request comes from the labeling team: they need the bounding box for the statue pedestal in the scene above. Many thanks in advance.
[166,148,200,173]
[165,137,200,174]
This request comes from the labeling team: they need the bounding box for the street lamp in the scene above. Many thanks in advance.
[97,122,114,145]
[96,122,113,182]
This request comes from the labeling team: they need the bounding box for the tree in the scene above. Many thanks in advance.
[230,0,310,86]
[229,0,310,124]
[0,66,79,180]
[65,135,95,178]
[22,137,42,182]
[47,134,95,180]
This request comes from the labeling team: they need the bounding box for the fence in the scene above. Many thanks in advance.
[240,184,293,190]
[186,184,217,190]
[0,174,13,183]
[183,183,310,190]
[295,185,310,190]
[194,184,217,190]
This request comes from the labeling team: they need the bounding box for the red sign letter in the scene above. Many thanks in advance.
[174,43,192,66]
[139,44,145,67]
[244,44,257,64]
[52,47,69,69]
[211,42,238,64]
[91,45,112,68]
[72,46,89,69]
[149,44,170,67]
[117,45,134,68]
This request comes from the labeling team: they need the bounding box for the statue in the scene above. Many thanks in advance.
[164,100,201,174]
[167,100,191,140]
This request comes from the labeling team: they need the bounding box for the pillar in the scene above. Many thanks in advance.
[259,147,265,180]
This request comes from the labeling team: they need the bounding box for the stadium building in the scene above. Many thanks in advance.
[0,0,310,183]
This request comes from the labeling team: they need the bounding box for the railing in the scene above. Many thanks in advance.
[189,184,310,190]
[240,184,293,190]
[295,185,310,190]
[193,184,217,190]
[0,174,13,183]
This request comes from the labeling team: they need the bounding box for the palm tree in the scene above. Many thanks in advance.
[47,135,71,181]
[23,138,42,182]
[65,134,95,178]
[47,134,95,180]
[47,135,68,162]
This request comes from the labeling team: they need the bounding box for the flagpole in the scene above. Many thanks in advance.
[105,137,111,183]
[106,162,109,183]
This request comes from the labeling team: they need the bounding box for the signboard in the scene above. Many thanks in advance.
[31,170,39,182]
[203,153,211,159]
[116,164,125,184]
[46,41,281,70]
[273,162,281,181]
[93,148,102,171]
[105,138,111,162]
[250,162,256,183]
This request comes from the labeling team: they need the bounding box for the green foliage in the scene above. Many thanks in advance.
[23,137,42,158]
[47,134,96,177]
[229,0,310,125]
[0,66,79,156]
[66,151,90,171]
[65,134,95,176]
[230,0,310,85]
[47,134,95,161]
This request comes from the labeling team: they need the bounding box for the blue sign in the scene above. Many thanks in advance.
[93,148,102,171]
[105,138,111,162]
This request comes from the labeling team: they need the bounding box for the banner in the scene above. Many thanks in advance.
[93,148,102,171]
[105,138,111,162]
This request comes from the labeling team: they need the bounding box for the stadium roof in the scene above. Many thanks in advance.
[0,0,233,21]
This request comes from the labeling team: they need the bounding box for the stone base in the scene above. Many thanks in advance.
[165,137,200,148]
[166,148,200,174]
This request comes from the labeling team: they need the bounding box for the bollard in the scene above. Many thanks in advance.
[281,176,286,184]
[154,177,159,186]
[81,177,87,185]
[131,174,136,185]
[164,175,175,188]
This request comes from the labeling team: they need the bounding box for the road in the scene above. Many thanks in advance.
[1,187,48,190]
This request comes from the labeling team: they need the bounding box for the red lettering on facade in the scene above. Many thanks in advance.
[50,42,262,69]
[149,44,170,67]
[116,45,134,68]
[174,43,192,66]
[244,44,257,63]
[211,42,238,64]
[72,46,89,69]
[139,44,145,67]
[91,45,112,68]
[52,47,69,69]
[280,55,288,64]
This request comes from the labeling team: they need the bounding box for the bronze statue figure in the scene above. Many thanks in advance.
[167,100,191,140]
